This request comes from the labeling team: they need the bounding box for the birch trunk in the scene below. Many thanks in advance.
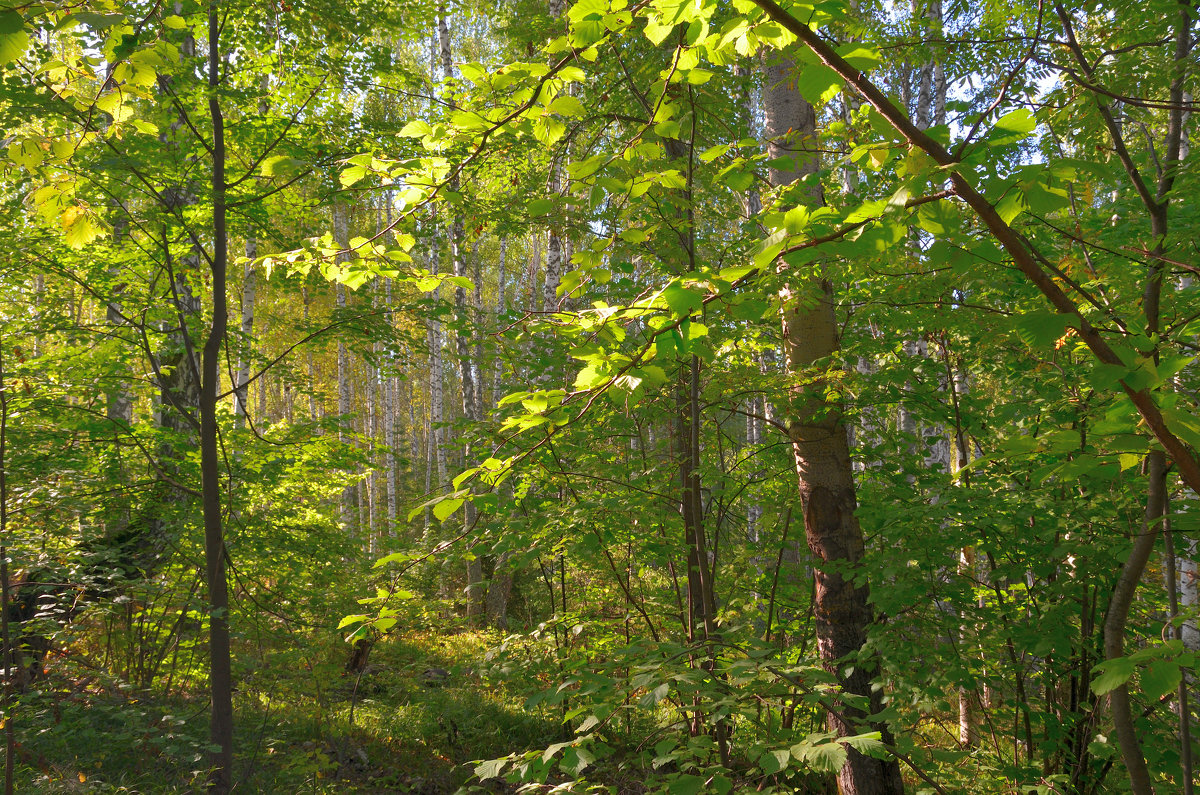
[233,241,255,429]
[367,281,379,552]
[384,195,399,536]
[486,238,516,628]
[437,5,485,619]
[334,206,357,532]
[763,52,905,794]
[233,81,267,429]
[303,284,318,422]
[426,221,448,525]
[385,276,398,537]
[106,221,132,429]
[542,0,566,313]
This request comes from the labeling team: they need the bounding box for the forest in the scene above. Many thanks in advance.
[0,0,1198,792]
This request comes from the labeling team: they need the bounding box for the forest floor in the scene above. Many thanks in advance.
[8,630,568,793]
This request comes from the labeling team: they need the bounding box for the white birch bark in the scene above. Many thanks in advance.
[234,79,268,429]
[542,0,566,313]
[384,276,398,537]
[233,241,255,428]
[107,217,133,428]
[334,205,357,532]
[438,6,484,619]
[427,228,448,493]
[303,284,318,422]
[367,279,380,551]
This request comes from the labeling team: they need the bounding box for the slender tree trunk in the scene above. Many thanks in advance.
[1105,451,1164,795]
[438,6,485,619]
[234,242,255,429]
[1,342,15,795]
[233,80,267,430]
[1185,537,1199,652]
[201,5,234,787]
[486,238,515,629]
[426,226,448,523]
[303,285,318,422]
[385,277,398,537]
[541,0,567,313]
[763,52,904,794]
[1163,501,1195,795]
[106,226,133,429]
[334,206,357,532]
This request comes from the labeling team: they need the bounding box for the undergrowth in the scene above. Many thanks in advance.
[6,630,558,794]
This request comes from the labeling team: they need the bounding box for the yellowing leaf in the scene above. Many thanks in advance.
[61,206,107,249]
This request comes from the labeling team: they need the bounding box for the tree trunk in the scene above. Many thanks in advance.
[426,219,448,530]
[303,284,318,421]
[234,241,255,429]
[233,80,267,430]
[436,5,485,618]
[763,52,905,794]
[334,206,357,532]
[486,238,515,629]
[385,275,398,537]
[202,6,234,787]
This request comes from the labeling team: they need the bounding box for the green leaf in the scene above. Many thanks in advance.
[574,364,608,390]
[534,116,567,145]
[841,732,887,758]
[0,14,29,65]
[795,739,847,773]
[758,748,790,775]
[994,108,1035,134]
[433,498,464,521]
[795,63,843,104]
[1118,453,1142,472]
[661,283,704,315]
[838,44,880,70]
[644,18,675,46]
[262,156,306,178]
[0,9,24,34]
[560,745,594,776]
[639,682,669,706]
[474,757,507,780]
[548,94,586,117]
[986,109,1036,146]
[1012,310,1072,350]
[7,139,42,169]
[667,774,704,795]
[373,552,414,568]
[399,120,432,138]
[1092,657,1136,695]
[1142,660,1182,701]
[528,198,555,216]
[1161,406,1200,451]
[337,614,369,630]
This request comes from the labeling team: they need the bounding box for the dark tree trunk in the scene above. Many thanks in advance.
[763,52,905,794]
[202,3,234,789]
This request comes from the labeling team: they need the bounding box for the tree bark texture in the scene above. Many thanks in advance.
[334,206,358,532]
[763,52,905,794]
[202,5,234,787]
